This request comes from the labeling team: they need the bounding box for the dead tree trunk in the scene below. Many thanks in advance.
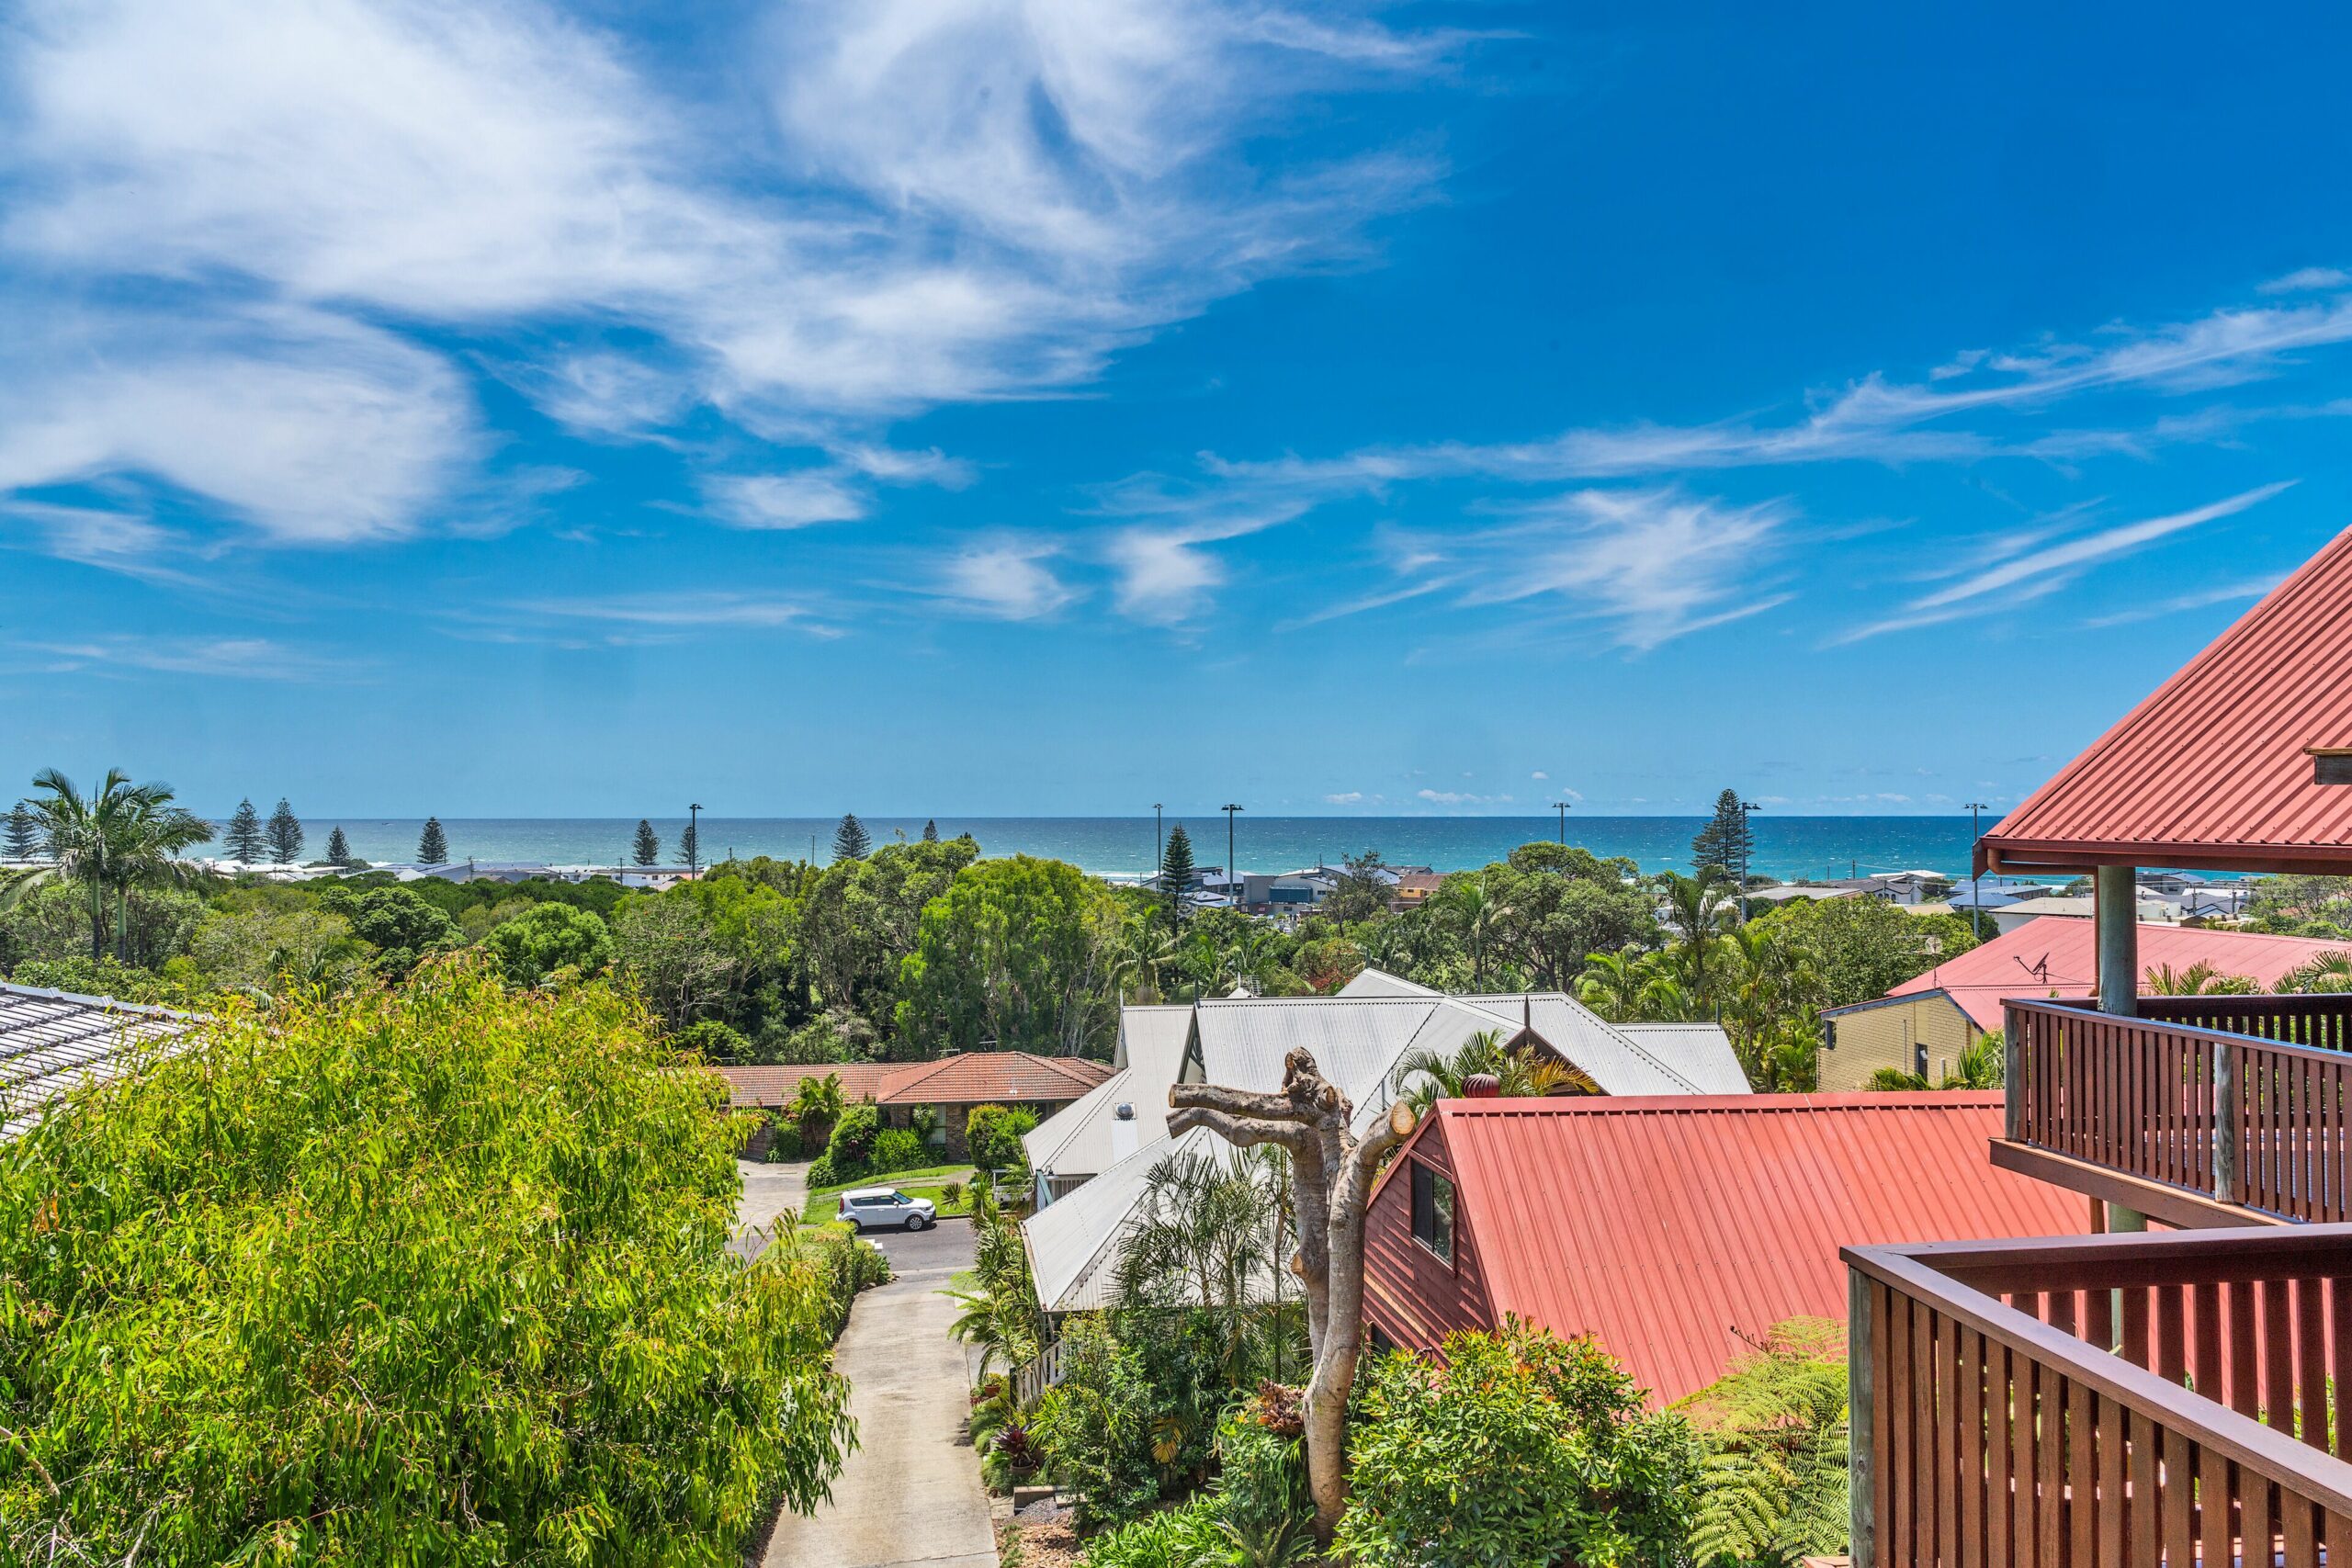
[1169,1047,1415,1544]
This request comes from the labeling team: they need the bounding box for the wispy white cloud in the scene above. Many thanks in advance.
[2080,574,2290,628]
[1315,488,1792,650]
[23,635,358,680]
[707,471,869,529]
[926,540,1079,620]
[2261,266,2351,295]
[1834,482,2295,643]
[1324,791,1365,804]
[513,592,835,633]
[1417,787,1511,806]
[0,0,1458,540]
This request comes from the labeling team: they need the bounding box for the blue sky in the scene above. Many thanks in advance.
[6,1,2352,819]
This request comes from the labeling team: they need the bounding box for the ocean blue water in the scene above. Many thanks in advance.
[286,815,1988,883]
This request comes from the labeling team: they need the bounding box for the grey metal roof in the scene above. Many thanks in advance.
[0,982,198,1140]
[1615,1022,1750,1094]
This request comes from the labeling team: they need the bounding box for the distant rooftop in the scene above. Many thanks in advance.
[0,983,199,1140]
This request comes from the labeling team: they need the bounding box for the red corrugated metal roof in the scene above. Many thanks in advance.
[1979,525,2352,875]
[717,1053,1112,1111]
[1391,1094,2083,1405]
[1860,916,2352,1032]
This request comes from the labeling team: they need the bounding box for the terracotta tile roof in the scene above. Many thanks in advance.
[1373,1094,2083,1405]
[878,1052,1113,1105]
[1845,916,2352,1032]
[1979,525,2352,875]
[717,1061,903,1110]
[715,1052,1113,1111]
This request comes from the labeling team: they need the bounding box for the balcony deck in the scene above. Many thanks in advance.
[1846,1225,2352,1568]
[1997,996,2352,1227]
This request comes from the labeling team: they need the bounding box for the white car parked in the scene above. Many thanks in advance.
[838,1186,936,1233]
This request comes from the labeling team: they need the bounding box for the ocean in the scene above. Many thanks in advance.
[287,815,1989,884]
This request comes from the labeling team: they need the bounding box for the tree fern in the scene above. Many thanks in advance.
[1677,1318,1849,1568]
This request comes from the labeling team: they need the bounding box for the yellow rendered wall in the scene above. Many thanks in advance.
[1816,996,1983,1090]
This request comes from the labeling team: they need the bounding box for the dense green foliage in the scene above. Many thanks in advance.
[895,855,1120,1055]
[1035,1319,1165,1528]
[1336,1322,1698,1568]
[0,961,855,1565]
[1678,1321,1849,1568]
[481,900,615,986]
[965,1103,1037,1174]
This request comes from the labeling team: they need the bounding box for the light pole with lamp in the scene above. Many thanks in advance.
[1552,800,1572,844]
[1964,802,1991,938]
[1154,804,1164,888]
[1737,799,1760,922]
[1221,804,1244,909]
[688,803,702,875]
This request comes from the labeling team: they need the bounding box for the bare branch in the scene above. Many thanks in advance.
[1170,1082,1305,1122]
[1168,1106,1316,1156]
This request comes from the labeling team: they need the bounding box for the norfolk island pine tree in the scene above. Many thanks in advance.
[633,818,662,866]
[266,798,305,865]
[224,797,266,863]
[417,817,448,865]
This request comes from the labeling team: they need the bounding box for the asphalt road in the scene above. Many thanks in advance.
[761,1215,996,1568]
[732,1156,808,1260]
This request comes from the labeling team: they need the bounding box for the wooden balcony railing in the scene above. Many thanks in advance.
[1846,1225,2352,1568]
[2005,996,2352,1221]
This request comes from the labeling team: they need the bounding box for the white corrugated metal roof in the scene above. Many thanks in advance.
[0,983,198,1140]
[1616,1022,1749,1094]
[1025,1127,1196,1311]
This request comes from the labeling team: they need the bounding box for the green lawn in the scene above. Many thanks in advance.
[801,1166,979,1224]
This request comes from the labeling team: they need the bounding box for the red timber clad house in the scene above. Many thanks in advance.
[1360,1092,2086,1405]
[1841,524,2352,1566]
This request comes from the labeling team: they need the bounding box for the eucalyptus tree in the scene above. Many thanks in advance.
[27,768,211,961]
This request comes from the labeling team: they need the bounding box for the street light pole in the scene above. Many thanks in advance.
[1552,800,1571,844]
[688,802,702,875]
[1964,802,1991,937]
[1221,804,1244,909]
[1154,804,1164,887]
[1738,800,1760,923]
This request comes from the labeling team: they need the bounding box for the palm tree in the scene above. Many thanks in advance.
[2146,960,2262,996]
[1659,871,1737,1007]
[1393,1027,1596,1113]
[28,768,211,961]
[2278,952,2352,994]
[1439,872,1512,989]
[1577,948,1648,1022]
[1719,923,1828,1088]
[788,1071,846,1145]
[1114,1147,1283,1385]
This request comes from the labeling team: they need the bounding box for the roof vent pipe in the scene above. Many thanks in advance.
[1463,1073,1501,1099]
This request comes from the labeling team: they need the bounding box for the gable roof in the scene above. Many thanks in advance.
[0,982,199,1140]
[1831,915,2351,1032]
[1376,1094,2083,1404]
[717,1052,1111,1111]
[1979,525,2352,876]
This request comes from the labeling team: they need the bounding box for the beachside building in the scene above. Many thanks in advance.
[718,1053,1114,1161]
[1359,1092,2084,1404]
[1839,524,2352,1563]
[1815,916,2352,1090]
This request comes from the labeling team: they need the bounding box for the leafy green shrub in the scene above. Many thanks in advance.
[941,1180,967,1208]
[0,953,186,1005]
[1034,1318,1162,1529]
[1212,1410,1310,1550]
[1077,1498,1222,1568]
[1677,1319,1849,1568]
[824,1100,883,1178]
[678,1017,752,1063]
[764,1119,804,1163]
[481,900,613,986]
[870,1126,928,1174]
[966,1102,1037,1173]
[1336,1320,1699,1568]
[800,1228,893,1340]
[806,1155,837,1188]
[0,957,856,1563]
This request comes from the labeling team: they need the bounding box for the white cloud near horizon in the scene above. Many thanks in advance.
[0,0,1458,546]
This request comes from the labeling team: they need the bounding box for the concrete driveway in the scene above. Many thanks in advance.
[762,1218,996,1568]
[732,1156,808,1260]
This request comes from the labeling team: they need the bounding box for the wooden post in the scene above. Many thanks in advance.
[2214,1038,2240,1205]
[2095,864,2139,1016]
[2003,1009,2023,1141]
[1849,1264,1876,1568]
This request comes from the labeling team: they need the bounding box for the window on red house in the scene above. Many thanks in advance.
[1409,1160,1453,1263]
